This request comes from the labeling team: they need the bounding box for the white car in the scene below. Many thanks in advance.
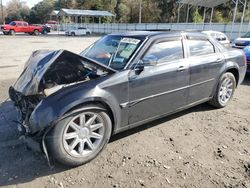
[65,27,92,36]
[202,30,230,47]
[232,31,250,49]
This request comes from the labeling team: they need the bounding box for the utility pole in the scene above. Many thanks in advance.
[139,0,142,24]
[0,0,4,25]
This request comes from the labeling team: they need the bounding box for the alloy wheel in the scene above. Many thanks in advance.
[62,112,105,158]
[218,77,233,104]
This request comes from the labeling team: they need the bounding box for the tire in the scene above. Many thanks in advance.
[209,72,236,108]
[3,31,8,35]
[71,32,75,36]
[47,106,112,166]
[10,30,15,36]
[86,32,90,35]
[33,30,39,36]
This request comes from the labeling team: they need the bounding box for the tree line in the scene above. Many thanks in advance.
[0,0,250,24]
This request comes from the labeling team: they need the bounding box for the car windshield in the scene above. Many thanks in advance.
[81,35,143,70]
[242,31,250,38]
[9,21,16,26]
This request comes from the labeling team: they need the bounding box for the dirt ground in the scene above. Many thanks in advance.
[0,35,249,188]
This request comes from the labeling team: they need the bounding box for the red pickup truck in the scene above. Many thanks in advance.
[1,21,43,35]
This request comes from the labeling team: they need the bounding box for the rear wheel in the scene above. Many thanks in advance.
[10,30,15,35]
[33,30,39,35]
[47,106,112,166]
[71,32,75,36]
[209,72,236,108]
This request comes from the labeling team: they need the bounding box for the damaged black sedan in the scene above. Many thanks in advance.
[9,31,246,166]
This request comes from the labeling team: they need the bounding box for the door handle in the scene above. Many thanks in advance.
[177,66,187,72]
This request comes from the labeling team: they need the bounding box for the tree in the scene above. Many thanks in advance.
[29,0,55,23]
[5,0,29,23]
[116,2,130,22]
[141,0,161,23]
[0,4,6,24]
[156,0,178,23]
[192,8,203,23]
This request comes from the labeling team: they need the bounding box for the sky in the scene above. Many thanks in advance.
[2,0,43,8]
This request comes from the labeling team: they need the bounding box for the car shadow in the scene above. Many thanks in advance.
[0,99,215,186]
[0,100,70,186]
[110,102,215,142]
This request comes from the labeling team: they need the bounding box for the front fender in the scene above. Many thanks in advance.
[28,84,120,134]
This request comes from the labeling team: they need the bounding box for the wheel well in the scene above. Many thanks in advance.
[226,68,239,86]
[67,101,115,133]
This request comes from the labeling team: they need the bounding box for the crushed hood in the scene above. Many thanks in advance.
[13,49,116,96]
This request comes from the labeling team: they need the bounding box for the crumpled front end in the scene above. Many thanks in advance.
[9,49,114,134]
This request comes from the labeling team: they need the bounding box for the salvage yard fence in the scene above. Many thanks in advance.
[60,22,250,40]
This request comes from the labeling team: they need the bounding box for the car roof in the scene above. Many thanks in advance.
[108,31,207,39]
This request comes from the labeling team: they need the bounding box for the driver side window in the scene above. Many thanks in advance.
[143,39,184,65]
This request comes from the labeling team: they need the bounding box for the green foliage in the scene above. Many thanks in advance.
[2,0,250,24]
[116,3,130,22]
[5,0,30,23]
[213,10,228,23]
[193,8,203,23]
[29,0,55,23]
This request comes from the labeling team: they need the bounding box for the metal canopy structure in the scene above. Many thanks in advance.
[58,9,115,17]
[56,8,115,25]
[50,10,59,16]
[178,0,230,8]
[177,0,249,39]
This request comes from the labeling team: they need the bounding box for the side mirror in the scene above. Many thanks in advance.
[134,63,144,75]
[142,55,158,66]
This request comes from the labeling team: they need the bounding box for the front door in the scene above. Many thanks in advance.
[128,38,190,124]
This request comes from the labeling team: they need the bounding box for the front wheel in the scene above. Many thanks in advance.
[47,107,112,166]
[209,72,236,108]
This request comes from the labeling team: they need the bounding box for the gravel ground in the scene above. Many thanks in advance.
[0,35,249,188]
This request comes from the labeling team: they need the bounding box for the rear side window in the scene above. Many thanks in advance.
[144,40,184,64]
[188,39,215,56]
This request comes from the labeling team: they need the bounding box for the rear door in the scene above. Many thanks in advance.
[185,35,225,104]
[128,37,190,124]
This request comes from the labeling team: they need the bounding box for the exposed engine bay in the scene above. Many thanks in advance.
[40,54,101,96]
[9,50,115,132]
